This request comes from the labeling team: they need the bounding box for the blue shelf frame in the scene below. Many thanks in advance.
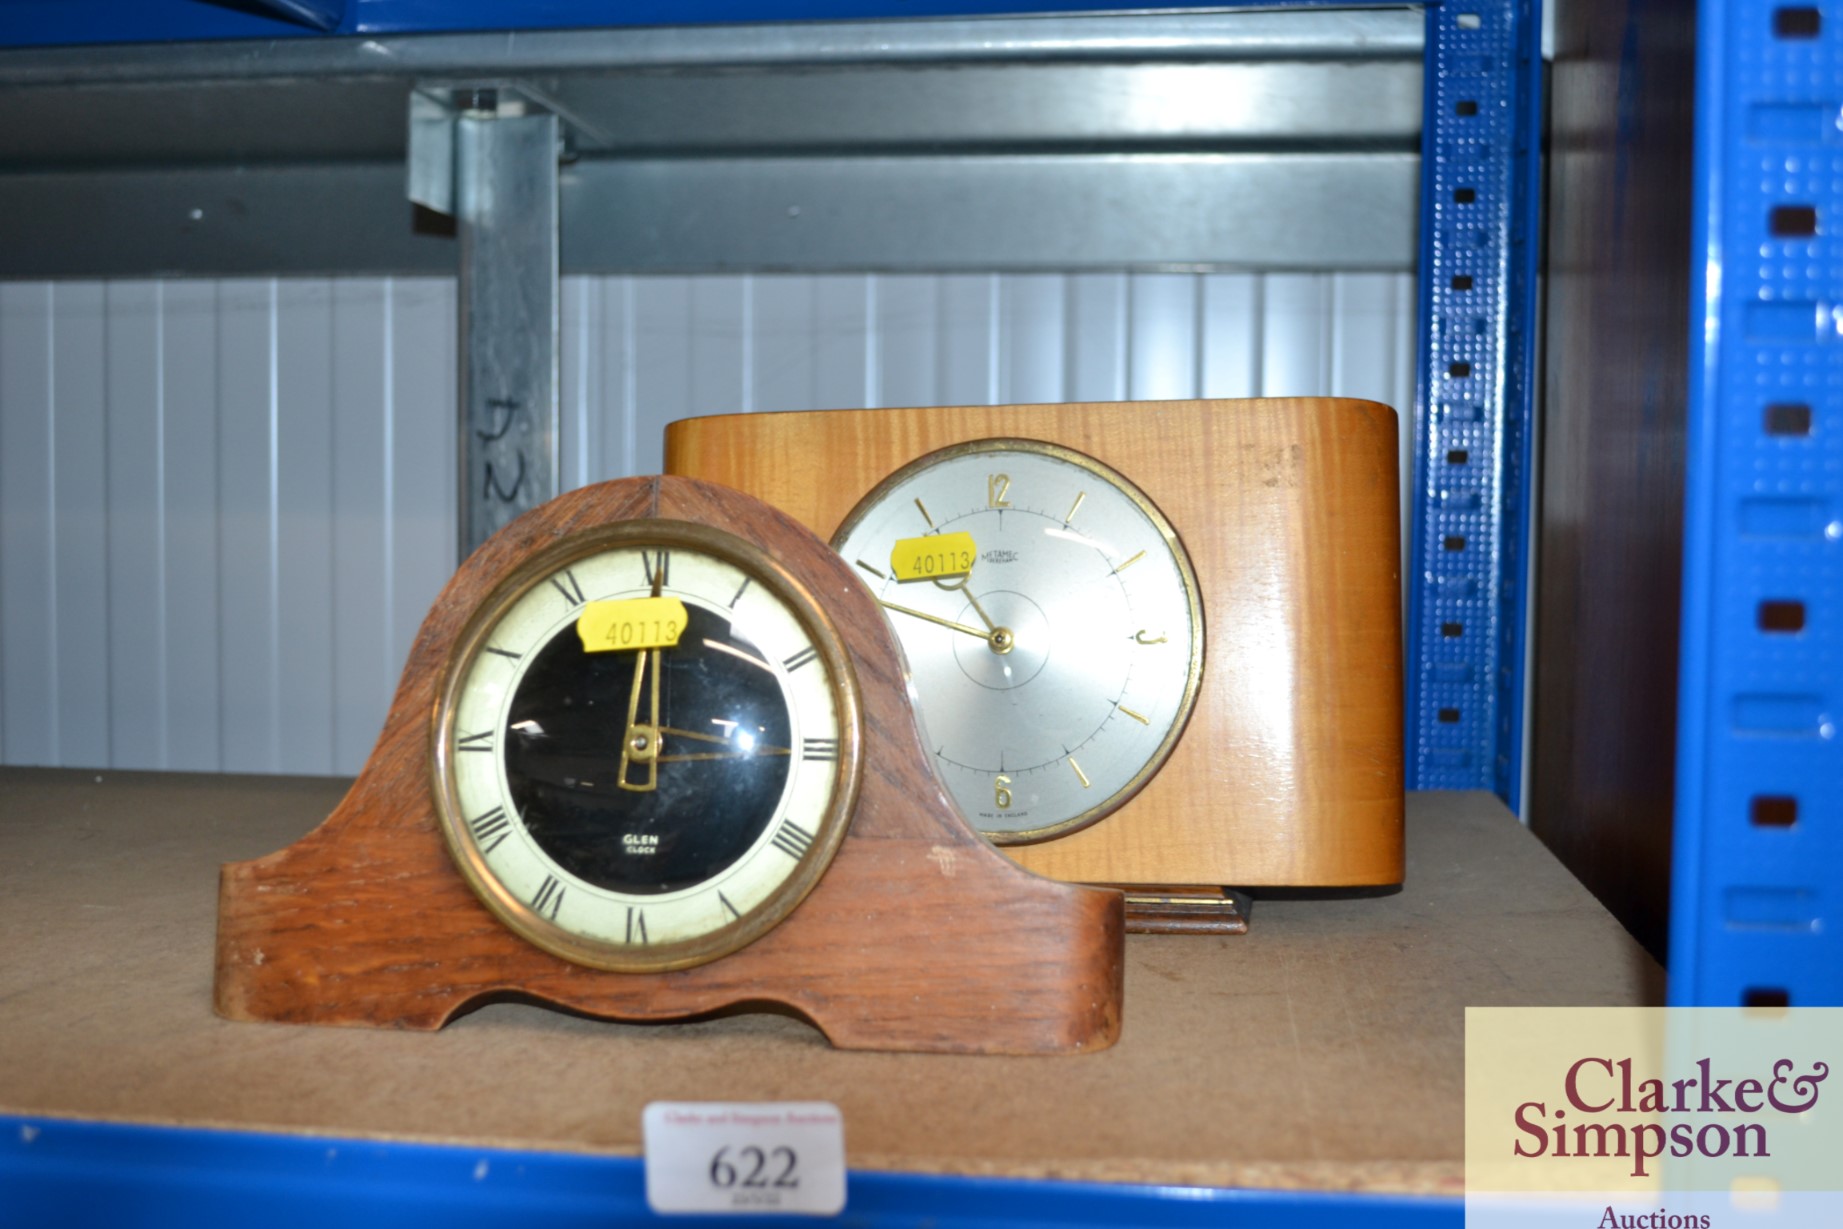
[0,2,1544,1223]
[0,1115,1460,1228]
[1,0,1211,43]
[1408,0,1545,808]
[1670,0,1843,1008]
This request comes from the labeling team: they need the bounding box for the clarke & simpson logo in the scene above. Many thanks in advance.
[1466,1008,1843,1229]
[1512,1056,1829,1178]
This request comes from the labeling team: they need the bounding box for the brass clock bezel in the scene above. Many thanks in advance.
[832,437,1205,846]
[430,517,864,974]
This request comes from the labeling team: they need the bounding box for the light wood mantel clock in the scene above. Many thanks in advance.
[214,475,1124,1055]
[664,399,1405,933]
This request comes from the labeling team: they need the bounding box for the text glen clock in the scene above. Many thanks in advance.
[215,476,1125,1054]
[663,399,1407,928]
[832,440,1202,846]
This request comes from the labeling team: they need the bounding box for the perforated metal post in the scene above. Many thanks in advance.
[1405,0,1544,807]
[1670,0,1843,1006]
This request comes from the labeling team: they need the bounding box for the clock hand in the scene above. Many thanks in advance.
[961,588,1005,640]
[656,746,793,764]
[655,724,790,751]
[648,644,661,732]
[655,725,737,746]
[878,598,990,640]
[617,647,662,792]
[932,574,995,632]
[931,575,1015,656]
[614,553,675,788]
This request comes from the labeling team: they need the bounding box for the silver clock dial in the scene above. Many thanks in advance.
[833,440,1202,844]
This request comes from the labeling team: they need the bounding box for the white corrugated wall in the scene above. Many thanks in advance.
[0,271,1414,776]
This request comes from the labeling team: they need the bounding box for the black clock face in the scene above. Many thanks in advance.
[435,527,856,972]
[503,601,794,895]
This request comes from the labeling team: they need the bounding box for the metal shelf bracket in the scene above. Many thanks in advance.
[410,85,562,558]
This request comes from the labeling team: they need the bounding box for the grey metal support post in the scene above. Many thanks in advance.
[410,88,561,559]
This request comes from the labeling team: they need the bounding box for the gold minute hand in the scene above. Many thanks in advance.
[878,598,990,640]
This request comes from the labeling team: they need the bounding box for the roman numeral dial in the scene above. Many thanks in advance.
[437,525,856,973]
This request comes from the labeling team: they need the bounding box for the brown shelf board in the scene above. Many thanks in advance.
[0,769,1660,1195]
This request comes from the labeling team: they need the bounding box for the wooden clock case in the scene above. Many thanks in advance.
[664,398,1405,895]
[214,476,1125,1055]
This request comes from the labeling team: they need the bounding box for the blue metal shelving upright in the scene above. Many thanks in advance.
[1408,0,1545,808]
[1670,0,1843,1007]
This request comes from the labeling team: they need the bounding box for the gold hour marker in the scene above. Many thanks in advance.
[856,559,887,579]
[914,498,935,529]
[1064,491,1086,524]
[1113,550,1145,574]
[1068,756,1091,789]
[1119,705,1150,725]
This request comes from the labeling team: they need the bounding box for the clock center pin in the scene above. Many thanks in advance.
[952,590,1052,690]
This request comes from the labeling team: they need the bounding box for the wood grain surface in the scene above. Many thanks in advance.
[665,399,1404,889]
[214,476,1125,1055]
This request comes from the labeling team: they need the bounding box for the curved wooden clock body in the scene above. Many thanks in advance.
[214,476,1125,1055]
[664,399,1405,891]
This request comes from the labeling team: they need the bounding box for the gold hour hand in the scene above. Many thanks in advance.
[656,746,793,764]
[925,576,1013,655]
[655,725,788,755]
[654,725,737,747]
[960,587,1001,635]
[617,647,662,792]
[931,573,998,633]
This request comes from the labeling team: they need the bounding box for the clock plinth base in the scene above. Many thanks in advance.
[213,476,1125,1057]
[1119,886,1249,936]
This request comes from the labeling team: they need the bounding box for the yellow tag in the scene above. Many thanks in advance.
[889,532,977,582]
[577,597,689,653]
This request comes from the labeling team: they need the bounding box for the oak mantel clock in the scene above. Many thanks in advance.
[664,399,1406,933]
[214,475,1124,1055]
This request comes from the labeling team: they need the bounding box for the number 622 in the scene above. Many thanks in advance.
[709,1145,799,1189]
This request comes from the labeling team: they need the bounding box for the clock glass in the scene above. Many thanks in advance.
[433,521,858,972]
[833,439,1202,844]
